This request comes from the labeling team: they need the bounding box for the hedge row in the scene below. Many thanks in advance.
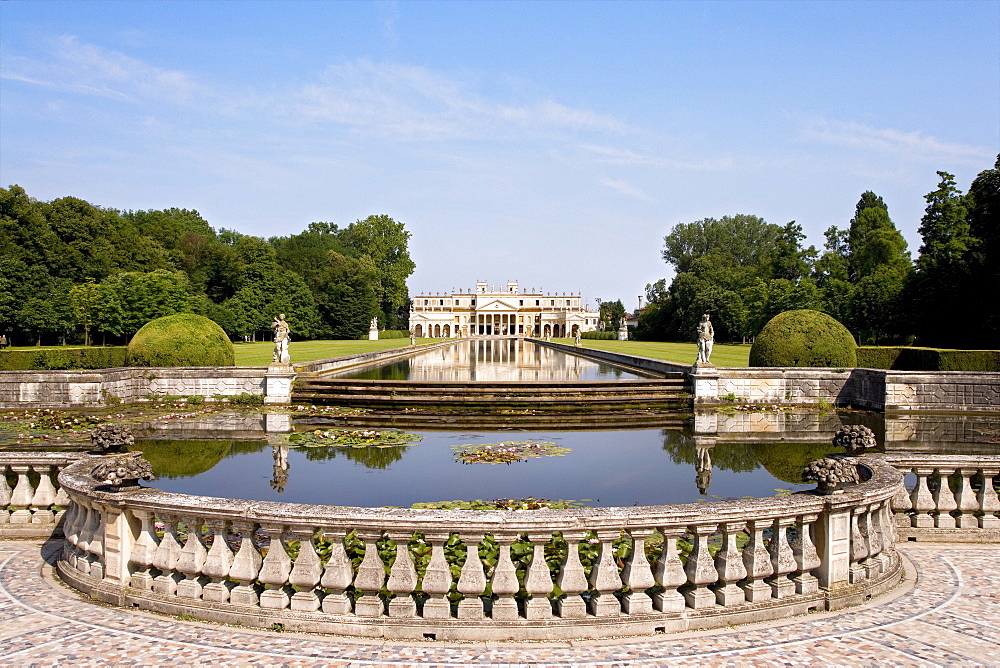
[581,331,620,340]
[858,347,1000,372]
[358,330,412,340]
[0,347,128,371]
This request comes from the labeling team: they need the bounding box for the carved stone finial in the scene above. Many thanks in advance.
[802,457,860,494]
[91,452,154,491]
[90,424,134,453]
[833,424,877,455]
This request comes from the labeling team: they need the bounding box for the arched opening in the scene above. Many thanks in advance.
[443,324,451,338]
[413,324,423,338]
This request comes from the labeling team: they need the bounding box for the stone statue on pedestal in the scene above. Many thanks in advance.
[272,314,290,364]
[696,313,714,365]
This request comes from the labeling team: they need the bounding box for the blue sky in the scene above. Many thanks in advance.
[2,1,997,310]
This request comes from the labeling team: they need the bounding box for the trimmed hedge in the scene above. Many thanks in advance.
[127,313,234,367]
[749,309,857,368]
[582,331,619,340]
[858,347,1000,372]
[0,347,128,371]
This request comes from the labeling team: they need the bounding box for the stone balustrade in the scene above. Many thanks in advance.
[55,455,903,641]
[0,452,80,537]
[883,454,1000,542]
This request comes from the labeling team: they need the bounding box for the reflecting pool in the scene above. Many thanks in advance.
[135,410,1000,508]
[334,339,653,381]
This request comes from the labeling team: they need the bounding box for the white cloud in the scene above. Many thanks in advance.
[599,178,656,202]
[800,117,990,164]
[579,144,735,171]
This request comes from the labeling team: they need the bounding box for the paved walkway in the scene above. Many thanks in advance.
[0,540,997,667]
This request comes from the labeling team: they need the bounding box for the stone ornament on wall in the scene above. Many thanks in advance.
[90,424,134,453]
[833,424,877,455]
[803,457,860,494]
[91,452,154,491]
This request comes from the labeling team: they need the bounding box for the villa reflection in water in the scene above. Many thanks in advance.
[335,339,651,382]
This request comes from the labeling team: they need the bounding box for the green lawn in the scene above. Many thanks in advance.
[552,339,752,367]
[233,338,443,366]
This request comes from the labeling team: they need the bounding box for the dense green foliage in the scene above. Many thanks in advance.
[598,299,626,332]
[0,186,415,345]
[857,347,1000,372]
[637,155,999,349]
[126,314,235,367]
[581,331,619,340]
[0,346,128,370]
[131,439,233,478]
[749,309,857,368]
[370,329,412,340]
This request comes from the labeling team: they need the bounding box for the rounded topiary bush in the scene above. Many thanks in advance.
[127,313,234,367]
[749,309,857,368]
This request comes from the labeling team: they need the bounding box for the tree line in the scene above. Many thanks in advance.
[636,156,999,349]
[0,186,415,345]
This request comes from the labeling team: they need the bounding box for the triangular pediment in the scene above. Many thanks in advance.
[477,299,517,311]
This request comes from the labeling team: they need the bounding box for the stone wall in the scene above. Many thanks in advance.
[0,367,267,408]
[532,339,690,376]
[693,367,1000,413]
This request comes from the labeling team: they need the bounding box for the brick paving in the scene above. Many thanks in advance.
[0,539,997,666]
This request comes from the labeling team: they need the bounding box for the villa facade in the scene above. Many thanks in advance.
[409,281,600,338]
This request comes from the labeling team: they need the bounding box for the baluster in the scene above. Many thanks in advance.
[288,525,322,611]
[741,519,773,602]
[457,533,487,619]
[879,500,898,555]
[858,507,879,580]
[29,465,56,524]
[652,529,687,612]
[848,507,868,584]
[954,467,980,529]
[489,533,520,620]
[867,503,888,575]
[74,501,94,573]
[891,470,913,526]
[319,530,354,615]
[229,521,263,606]
[791,513,820,594]
[201,519,235,602]
[58,498,79,563]
[152,513,183,595]
[910,467,936,528]
[258,523,293,610]
[353,530,387,617]
[9,465,34,523]
[977,467,1000,529]
[386,530,417,617]
[0,466,12,523]
[175,516,209,599]
[52,471,70,524]
[586,530,621,617]
[933,467,958,528]
[524,532,555,619]
[555,530,588,618]
[713,521,746,606]
[620,529,656,614]
[683,523,718,609]
[128,509,159,590]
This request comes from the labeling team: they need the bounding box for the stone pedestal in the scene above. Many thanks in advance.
[264,364,296,405]
[368,327,378,341]
[691,364,720,405]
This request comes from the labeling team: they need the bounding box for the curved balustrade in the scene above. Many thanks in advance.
[884,454,1000,538]
[0,453,79,536]
[56,456,903,640]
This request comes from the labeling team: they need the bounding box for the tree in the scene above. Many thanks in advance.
[340,215,415,329]
[70,280,100,346]
[661,215,784,275]
[599,300,626,332]
[964,154,1000,347]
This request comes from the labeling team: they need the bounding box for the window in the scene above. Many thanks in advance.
[440,299,444,306]
[519,300,523,306]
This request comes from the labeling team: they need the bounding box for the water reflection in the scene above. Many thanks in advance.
[135,410,1000,507]
[337,339,651,381]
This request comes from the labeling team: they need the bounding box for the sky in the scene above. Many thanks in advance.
[1,1,997,312]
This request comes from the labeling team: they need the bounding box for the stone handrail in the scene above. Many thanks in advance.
[56,456,903,640]
[883,453,1000,541]
[0,452,80,537]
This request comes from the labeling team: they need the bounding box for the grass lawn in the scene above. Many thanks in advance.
[233,338,443,366]
[552,339,752,366]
